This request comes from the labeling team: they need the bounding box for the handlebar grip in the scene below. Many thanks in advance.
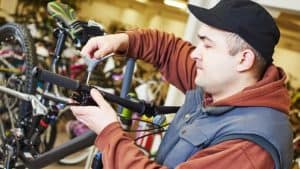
[33,67,82,91]
[156,106,180,115]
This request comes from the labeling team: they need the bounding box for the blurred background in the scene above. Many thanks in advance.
[0,0,300,168]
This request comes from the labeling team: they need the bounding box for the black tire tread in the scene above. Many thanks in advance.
[0,23,37,116]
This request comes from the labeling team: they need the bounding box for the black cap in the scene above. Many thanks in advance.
[188,0,280,65]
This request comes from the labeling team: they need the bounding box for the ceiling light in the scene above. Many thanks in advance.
[136,0,148,3]
[164,0,187,10]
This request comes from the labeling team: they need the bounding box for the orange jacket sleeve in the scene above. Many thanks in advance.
[95,122,274,169]
[126,29,196,93]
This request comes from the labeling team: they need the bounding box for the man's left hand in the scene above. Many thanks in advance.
[70,89,118,134]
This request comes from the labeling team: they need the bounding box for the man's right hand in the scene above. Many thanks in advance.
[81,33,129,59]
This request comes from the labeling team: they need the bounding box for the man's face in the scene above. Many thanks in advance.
[190,24,239,95]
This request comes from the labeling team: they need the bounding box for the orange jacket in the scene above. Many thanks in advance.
[95,29,290,169]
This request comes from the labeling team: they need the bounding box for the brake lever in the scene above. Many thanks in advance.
[69,88,98,106]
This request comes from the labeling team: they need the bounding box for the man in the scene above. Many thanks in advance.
[70,0,293,168]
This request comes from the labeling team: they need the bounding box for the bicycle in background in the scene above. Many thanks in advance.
[0,2,179,169]
[0,1,104,168]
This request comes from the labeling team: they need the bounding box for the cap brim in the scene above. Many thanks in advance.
[187,4,234,33]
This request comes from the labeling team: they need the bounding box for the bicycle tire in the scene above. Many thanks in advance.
[0,23,37,168]
[0,23,37,117]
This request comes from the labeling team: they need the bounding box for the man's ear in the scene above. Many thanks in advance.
[236,49,255,72]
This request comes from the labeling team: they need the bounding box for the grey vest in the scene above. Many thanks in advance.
[155,88,293,169]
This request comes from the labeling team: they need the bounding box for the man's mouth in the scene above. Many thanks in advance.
[196,66,203,70]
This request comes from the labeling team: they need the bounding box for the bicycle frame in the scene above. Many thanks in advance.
[22,130,96,169]
[0,83,96,169]
[31,57,135,168]
[0,57,136,168]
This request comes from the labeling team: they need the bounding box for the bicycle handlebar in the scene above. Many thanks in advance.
[33,67,179,116]
[34,67,81,91]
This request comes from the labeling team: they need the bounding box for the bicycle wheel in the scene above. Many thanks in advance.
[0,23,37,168]
[0,23,37,115]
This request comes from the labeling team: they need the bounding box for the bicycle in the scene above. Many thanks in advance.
[0,1,103,168]
[0,2,179,169]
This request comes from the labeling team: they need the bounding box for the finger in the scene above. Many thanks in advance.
[70,106,95,115]
[93,50,106,59]
[68,98,78,104]
[74,116,88,126]
[70,106,84,115]
[90,88,107,107]
[81,38,98,57]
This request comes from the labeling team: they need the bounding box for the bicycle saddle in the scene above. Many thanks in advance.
[47,1,77,28]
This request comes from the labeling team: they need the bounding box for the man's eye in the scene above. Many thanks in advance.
[204,44,212,48]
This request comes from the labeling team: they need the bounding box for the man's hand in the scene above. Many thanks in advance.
[81,33,129,59]
[70,89,118,134]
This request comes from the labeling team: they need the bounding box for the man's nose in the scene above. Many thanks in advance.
[190,46,202,60]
